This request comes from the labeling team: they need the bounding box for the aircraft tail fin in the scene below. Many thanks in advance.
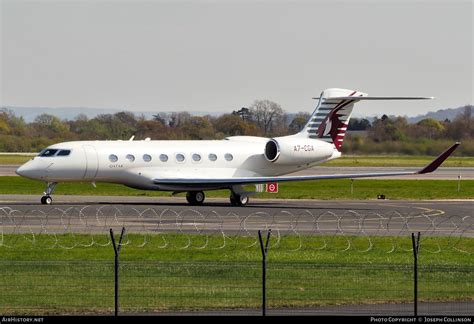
[299,88,366,151]
[299,88,433,151]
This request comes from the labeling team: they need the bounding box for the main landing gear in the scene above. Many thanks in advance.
[186,191,205,206]
[41,182,57,205]
[185,190,249,207]
[230,193,249,207]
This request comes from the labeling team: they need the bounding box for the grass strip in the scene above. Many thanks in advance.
[0,177,472,200]
[0,234,472,314]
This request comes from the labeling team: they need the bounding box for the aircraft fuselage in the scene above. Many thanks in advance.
[16,136,339,192]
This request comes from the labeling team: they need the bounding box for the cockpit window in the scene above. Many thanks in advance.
[57,150,71,156]
[39,149,58,157]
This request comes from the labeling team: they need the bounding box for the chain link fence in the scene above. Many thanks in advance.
[0,260,472,315]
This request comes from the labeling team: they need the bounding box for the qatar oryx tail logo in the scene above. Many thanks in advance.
[299,88,367,151]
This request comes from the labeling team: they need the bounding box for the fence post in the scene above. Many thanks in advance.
[110,227,126,317]
[258,229,271,317]
[411,232,421,317]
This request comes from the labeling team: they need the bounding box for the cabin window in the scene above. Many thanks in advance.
[176,153,185,162]
[57,150,71,156]
[143,154,152,162]
[126,154,135,162]
[160,154,168,162]
[192,153,201,162]
[208,153,217,161]
[39,149,58,157]
[224,153,233,161]
[109,154,118,162]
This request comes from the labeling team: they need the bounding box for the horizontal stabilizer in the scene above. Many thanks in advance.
[312,96,434,100]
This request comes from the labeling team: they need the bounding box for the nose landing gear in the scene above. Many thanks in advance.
[40,195,52,205]
[41,182,57,205]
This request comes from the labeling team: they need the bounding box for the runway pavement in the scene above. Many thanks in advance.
[1,194,473,214]
[0,165,19,176]
[1,195,472,236]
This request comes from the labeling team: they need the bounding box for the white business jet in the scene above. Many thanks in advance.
[16,88,459,206]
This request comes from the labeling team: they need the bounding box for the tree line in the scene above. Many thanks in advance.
[0,101,473,155]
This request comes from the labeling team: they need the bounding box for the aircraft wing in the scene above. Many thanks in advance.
[153,142,459,186]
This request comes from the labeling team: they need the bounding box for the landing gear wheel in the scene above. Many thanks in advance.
[41,195,52,205]
[186,191,205,205]
[239,195,249,206]
[230,194,249,207]
[40,182,57,205]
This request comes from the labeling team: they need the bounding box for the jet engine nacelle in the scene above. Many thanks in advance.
[264,136,335,165]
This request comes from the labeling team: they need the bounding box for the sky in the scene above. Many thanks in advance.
[1,0,472,118]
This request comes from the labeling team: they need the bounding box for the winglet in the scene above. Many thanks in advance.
[418,142,460,174]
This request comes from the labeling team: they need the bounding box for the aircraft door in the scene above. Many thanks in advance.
[83,145,99,180]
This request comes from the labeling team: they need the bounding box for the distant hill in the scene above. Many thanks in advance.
[408,106,471,123]
[1,106,223,123]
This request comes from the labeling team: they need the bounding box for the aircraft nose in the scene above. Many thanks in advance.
[16,160,43,180]
[15,165,25,176]
[16,163,35,178]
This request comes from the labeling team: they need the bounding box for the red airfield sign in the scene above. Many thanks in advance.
[266,182,279,193]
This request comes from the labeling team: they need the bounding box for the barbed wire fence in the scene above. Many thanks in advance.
[0,206,472,253]
[0,206,473,316]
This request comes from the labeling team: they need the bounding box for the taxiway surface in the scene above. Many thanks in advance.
[1,196,472,236]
